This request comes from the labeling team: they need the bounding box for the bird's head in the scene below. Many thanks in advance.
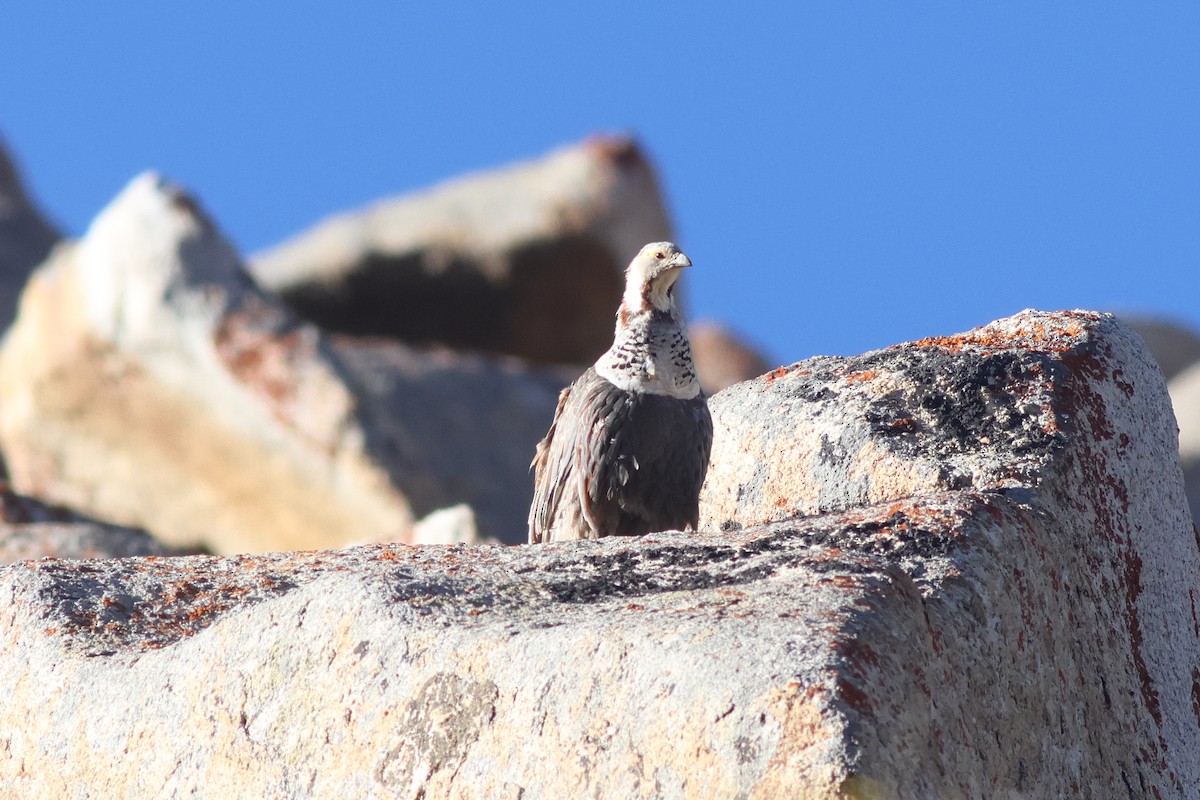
[623,241,692,313]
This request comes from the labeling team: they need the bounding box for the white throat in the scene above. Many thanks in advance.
[594,306,701,399]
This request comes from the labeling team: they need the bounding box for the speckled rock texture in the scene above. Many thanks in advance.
[0,310,1195,799]
[698,309,1200,796]
[251,135,673,364]
[0,138,60,331]
[0,173,565,552]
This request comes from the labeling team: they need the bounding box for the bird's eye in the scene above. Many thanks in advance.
[654,251,665,259]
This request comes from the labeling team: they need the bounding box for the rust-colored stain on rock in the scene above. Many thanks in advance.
[908,313,1096,355]
[213,297,315,422]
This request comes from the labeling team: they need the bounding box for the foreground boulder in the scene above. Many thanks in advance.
[0,174,564,551]
[251,135,673,364]
[0,138,60,330]
[0,310,1196,798]
[699,310,1200,794]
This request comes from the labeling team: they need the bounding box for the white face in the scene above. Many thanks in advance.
[625,242,691,312]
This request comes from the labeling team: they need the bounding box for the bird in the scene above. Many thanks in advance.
[528,241,713,543]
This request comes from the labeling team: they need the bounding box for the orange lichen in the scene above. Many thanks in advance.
[763,366,792,383]
[907,313,1095,356]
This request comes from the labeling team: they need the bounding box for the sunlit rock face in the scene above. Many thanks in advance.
[1,310,1196,798]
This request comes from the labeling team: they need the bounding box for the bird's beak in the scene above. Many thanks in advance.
[670,252,692,269]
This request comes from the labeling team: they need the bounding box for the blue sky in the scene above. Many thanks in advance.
[3,4,1198,364]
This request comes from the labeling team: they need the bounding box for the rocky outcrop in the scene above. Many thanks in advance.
[1124,316,1200,524]
[698,309,1200,794]
[251,135,673,364]
[0,173,564,552]
[0,138,60,330]
[1,309,1196,798]
[1,523,177,562]
[689,319,772,395]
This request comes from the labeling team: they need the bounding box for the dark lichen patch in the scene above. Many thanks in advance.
[718,337,1072,509]
[532,495,992,606]
[25,551,340,655]
[9,492,1010,651]
[853,348,1067,463]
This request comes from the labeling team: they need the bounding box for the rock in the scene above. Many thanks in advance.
[0,523,177,562]
[1126,317,1200,524]
[0,173,563,552]
[0,137,60,331]
[697,309,1200,793]
[0,482,82,526]
[0,483,177,562]
[1121,315,1200,382]
[410,504,484,546]
[350,503,491,547]
[325,336,571,543]
[689,319,772,394]
[251,135,674,364]
[1,309,1196,797]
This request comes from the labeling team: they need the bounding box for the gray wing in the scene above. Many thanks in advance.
[528,380,593,542]
[586,388,713,535]
[529,369,713,541]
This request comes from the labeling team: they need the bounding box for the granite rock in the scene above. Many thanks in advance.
[1168,360,1200,525]
[1122,315,1200,382]
[0,310,1196,797]
[0,484,177,563]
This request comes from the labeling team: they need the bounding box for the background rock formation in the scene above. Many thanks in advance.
[1123,316,1200,527]
[0,138,60,331]
[0,173,564,552]
[251,136,673,365]
[1168,361,1200,528]
[1,310,1195,798]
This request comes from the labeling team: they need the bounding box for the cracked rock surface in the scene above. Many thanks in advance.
[1,310,1197,798]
